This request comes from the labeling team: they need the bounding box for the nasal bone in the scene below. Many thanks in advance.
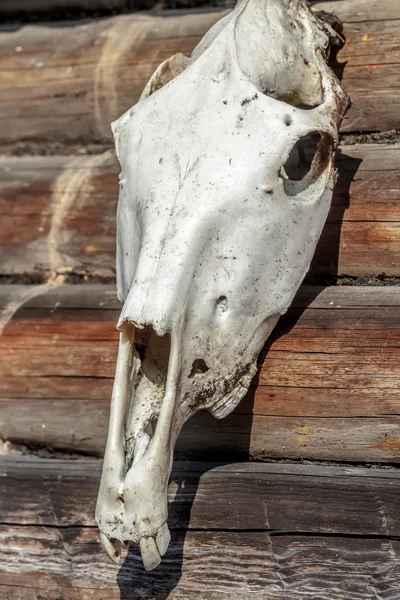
[117,247,199,335]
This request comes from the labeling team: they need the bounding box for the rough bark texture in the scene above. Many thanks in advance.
[1,143,400,277]
[0,3,399,144]
[0,0,399,596]
[1,285,399,462]
[1,456,400,599]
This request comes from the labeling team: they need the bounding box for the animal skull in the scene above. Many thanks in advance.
[96,0,350,570]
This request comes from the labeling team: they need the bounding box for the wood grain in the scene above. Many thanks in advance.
[333,17,400,133]
[1,0,398,22]
[1,456,400,599]
[0,0,235,17]
[1,2,399,597]
[313,0,400,23]
[3,456,400,533]
[0,0,138,14]
[1,284,399,462]
[0,2,399,144]
[0,153,117,276]
[3,528,399,600]
[2,143,399,277]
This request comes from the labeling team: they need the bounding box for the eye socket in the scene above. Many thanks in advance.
[281,131,321,181]
[280,131,334,196]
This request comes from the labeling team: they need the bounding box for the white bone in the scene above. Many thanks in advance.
[96,0,350,570]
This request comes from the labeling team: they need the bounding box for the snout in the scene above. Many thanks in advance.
[96,322,182,570]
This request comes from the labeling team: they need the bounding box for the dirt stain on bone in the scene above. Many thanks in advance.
[94,16,153,137]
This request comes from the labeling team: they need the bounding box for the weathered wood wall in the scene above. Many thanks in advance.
[1,0,399,20]
[0,1,400,597]
[0,0,136,13]
[2,456,400,599]
[1,284,399,462]
[1,1,399,145]
[2,144,400,277]
[0,0,398,461]
[0,0,234,17]
[0,0,399,463]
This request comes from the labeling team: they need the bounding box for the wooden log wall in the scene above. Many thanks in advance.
[0,0,135,14]
[1,144,400,277]
[0,1,400,597]
[0,1,400,145]
[0,0,233,17]
[1,456,400,599]
[1,284,400,462]
[0,0,398,456]
[0,0,398,463]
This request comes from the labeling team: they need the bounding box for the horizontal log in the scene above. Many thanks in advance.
[0,0,234,17]
[1,456,400,599]
[313,0,400,23]
[0,2,399,145]
[1,0,398,22]
[1,284,400,462]
[2,531,399,600]
[0,153,117,276]
[1,143,399,277]
[4,457,400,533]
[0,0,141,15]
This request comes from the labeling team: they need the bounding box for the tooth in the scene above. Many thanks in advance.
[140,537,161,571]
[156,522,171,556]
[100,532,122,564]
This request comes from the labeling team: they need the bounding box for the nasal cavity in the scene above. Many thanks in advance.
[280,132,333,196]
[124,325,171,471]
[189,358,209,379]
[146,414,159,437]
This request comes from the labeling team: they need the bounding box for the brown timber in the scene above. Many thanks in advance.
[1,143,400,277]
[1,456,400,599]
[1,284,399,462]
[0,4,399,145]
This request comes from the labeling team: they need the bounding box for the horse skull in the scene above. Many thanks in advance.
[96,0,350,570]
